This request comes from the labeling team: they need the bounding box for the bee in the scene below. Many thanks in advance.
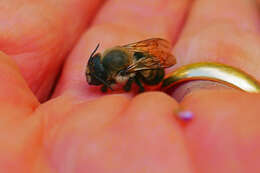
[85,38,176,92]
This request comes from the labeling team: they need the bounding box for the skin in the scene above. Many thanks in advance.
[0,0,260,172]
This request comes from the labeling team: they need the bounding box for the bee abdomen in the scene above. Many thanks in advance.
[139,69,165,85]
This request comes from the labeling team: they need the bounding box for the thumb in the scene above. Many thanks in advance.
[0,52,42,172]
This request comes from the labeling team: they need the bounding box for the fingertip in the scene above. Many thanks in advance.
[105,91,194,172]
[180,89,260,172]
[134,91,179,103]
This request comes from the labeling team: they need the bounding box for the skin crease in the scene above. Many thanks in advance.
[0,0,260,173]
[0,0,105,101]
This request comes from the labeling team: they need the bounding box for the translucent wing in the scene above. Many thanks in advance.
[122,38,176,72]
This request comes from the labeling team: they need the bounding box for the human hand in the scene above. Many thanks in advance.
[1,0,260,172]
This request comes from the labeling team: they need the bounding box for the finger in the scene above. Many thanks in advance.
[98,92,193,172]
[44,92,195,172]
[0,52,39,123]
[0,52,43,172]
[53,0,192,100]
[0,0,105,101]
[43,94,130,141]
[43,94,130,172]
[0,93,126,172]
[174,0,260,79]
[181,90,260,173]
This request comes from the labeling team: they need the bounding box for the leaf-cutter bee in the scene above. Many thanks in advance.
[85,38,176,92]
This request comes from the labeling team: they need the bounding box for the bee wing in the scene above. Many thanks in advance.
[125,57,162,73]
[123,38,176,71]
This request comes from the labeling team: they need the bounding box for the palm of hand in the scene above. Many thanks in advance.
[1,0,260,172]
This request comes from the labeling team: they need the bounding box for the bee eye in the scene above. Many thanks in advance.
[87,53,108,85]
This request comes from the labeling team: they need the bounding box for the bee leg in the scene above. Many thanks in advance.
[135,76,145,93]
[101,85,108,92]
[123,78,134,92]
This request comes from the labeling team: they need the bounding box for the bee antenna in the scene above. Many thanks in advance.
[92,73,114,91]
[90,43,100,58]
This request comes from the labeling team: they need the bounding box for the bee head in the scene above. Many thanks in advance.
[86,44,109,87]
